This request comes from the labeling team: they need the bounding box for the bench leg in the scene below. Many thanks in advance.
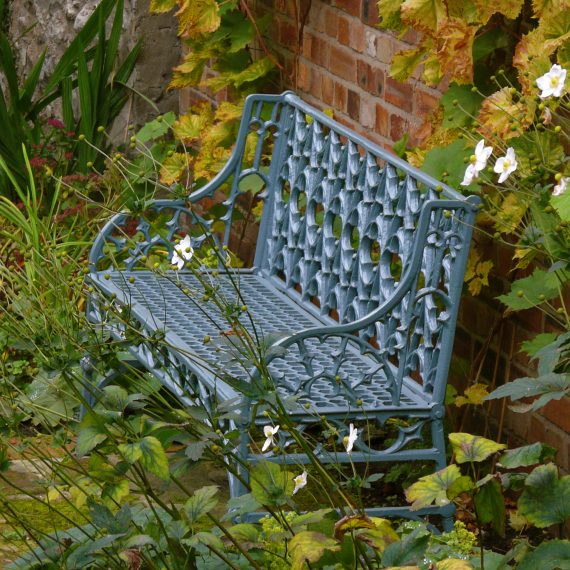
[432,416,456,532]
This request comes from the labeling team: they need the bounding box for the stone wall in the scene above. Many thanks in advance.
[4,0,180,133]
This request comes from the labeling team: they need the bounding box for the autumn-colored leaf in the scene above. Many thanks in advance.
[149,0,177,13]
[172,105,213,143]
[378,0,406,31]
[160,152,189,185]
[465,249,493,296]
[405,465,461,510]
[390,46,426,82]
[435,18,477,83]
[288,531,340,570]
[455,383,490,407]
[477,87,534,140]
[175,0,220,39]
[532,0,570,17]
[449,432,506,464]
[472,0,524,21]
[401,0,447,32]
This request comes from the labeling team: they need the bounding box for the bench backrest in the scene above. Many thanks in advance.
[219,92,479,403]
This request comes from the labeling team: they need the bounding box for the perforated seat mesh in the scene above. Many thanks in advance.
[98,270,425,412]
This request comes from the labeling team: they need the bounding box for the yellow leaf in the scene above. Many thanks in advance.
[422,50,443,85]
[437,560,474,570]
[472,0,524,20]
[215,101,244,122]
[390,46,426,82]
[172,106,212,143]
[532,0,570,17]
[401,0,447,32]
[175,0,220,39]
[455,384,490,407]
[160,153,189,185]
[47,486,64,502]
[435,18,477,83]
[449,432,506,464]
[465,249,493,296]
[513,28,553,94]
[150,0,177,13]
[170,51,211,89]
[378,0,406,30]
[495,193,528,234]
[477,87,534,140]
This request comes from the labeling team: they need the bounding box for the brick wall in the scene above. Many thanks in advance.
[181,0,570,469]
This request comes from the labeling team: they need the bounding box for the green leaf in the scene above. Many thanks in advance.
[518,463,570,527]
[449,433,506,463]
[447,475,476,499]
[473,28,510,62]
[288,531,340,570]
[517,540,570,570]
[475,478,505,536]
[382,528,430,567]
[484,373,570,412]
[139,436,169,480]
[498,442,557,469]
[150,0,177,12]
[440,83,483,129]
[552,189,570,221]
[185,485,219,524]
[136,112,176,142]
[436,561,475,570]
[405,464,461,510]
[250,461,295,507]
[76,426,108,457]
[498,268,560,311]
[421,139,472,188]
[521,332,558,358]
[390,46,426,82]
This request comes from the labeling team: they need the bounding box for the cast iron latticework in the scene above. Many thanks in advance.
[86,92,480,528]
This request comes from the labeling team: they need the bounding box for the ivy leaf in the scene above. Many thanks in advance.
[474,478,506,536]
[517,540,570,570]
[149,0,177,12]
[472,0,524,21]
[176,0,221,39]
[518,463,570,527]
[441,83,483,129]
[454,383,490,407]
[498,268,559,311]
[288,531,340,570]
[250,461,294,507]
[185,485,219,524]
[76,426,108,457]
[139,436,169,480]
[485,373,570,412]
[498,442,557,469]
[405,464,461,510]
[449,433,506,463]
[159,153,189,185]
[401,0,447,32]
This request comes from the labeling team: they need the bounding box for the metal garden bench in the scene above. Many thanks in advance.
[84,91,479,529]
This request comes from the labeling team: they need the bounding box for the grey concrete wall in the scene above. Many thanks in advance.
[4,0,180,135]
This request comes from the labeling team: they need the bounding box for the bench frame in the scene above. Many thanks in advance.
[84,92,480,530]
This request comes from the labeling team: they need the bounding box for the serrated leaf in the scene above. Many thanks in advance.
[485,373,570,411]
[160,152,189,185]
[441,83,483,129]
[421,139,472,188]
[138,436,169,480]
[518,463,570,527]
[378,0,406,31]
[552,189,570,222]
[390,46,426,82]
[521,333,558,357]
[176,0,221,39]
[434,18,478,83]
[449,433,506,463]
[76,426,107,457]
[517,539,570,570]
[401,0,447,32]
[353,518,399,552]
[172,110,211,143]
[288,531,340,570]
[136,112,176,142]
[498,442,557,469]
[498,268,559,311]
[185,485,218,524]
[472,0,524,20]
[405,465,461,510]
[185,440,208,461]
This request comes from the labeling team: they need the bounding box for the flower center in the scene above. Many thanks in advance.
[502,159,511,170]
[550,76,560,87]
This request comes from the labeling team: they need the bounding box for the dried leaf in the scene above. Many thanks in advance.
[176,0,221,39]
[435,18,477,83]
[472,0,524,20]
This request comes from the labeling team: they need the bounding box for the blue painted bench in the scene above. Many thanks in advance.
[84,91,479,528]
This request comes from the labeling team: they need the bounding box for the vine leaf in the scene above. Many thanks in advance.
[449,432,506,463]
[378,0,406,31]
[288,531,340,570]
[498,268,559,311]
[390,46,426,82]
[405,464,461,510]
[176,0,221,39]
[454,383,489,407]
[435,18,478,83]
[440,83,483,129]
[518,463,570,527]
[159,152,189,185]
[401,0,447,32]
[472,0,524,20]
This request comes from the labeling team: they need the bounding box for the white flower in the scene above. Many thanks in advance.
[537,64,567,99]
[171,235,194,270]
[494,147,518,183]
[292,470,308,495]
[460,140,492,186]
[344,423,358,454]
[553,176,569,197]
[262,425,279,452]
[460,164,478,186]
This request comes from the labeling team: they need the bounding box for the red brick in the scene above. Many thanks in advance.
[542,397,570,433]
[385,78,413,113]
[357,59,371,90]
[335,0,361,17]
[375,35,396,65]
[329,45,357,82]
[297,62,310,91]
[278,20,297,48]
[360,97,375,129]
[375,103,390,137]
[334,82,347,112]
[274,0,297,17]
[361,0,380,25]
[543,425,564,458]
[338,16,350,46]
[347,89,360,121]
[310,67,323,100]
[321,75,334,106]
[349,20,366,53]
[325,7,339,37]
[310,35,329,68]
[528,415,546,443]
[390,113,408,141]
[415,88,440,117]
